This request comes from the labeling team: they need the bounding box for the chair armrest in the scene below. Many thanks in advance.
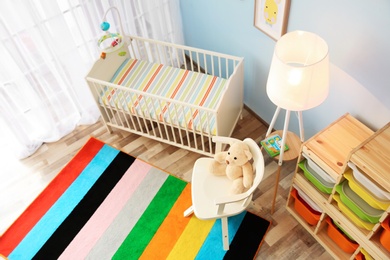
[214,191,251,205]
[214,191,252,215]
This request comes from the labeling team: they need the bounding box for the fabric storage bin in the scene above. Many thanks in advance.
[348,162,390,201]
[344,170,390,210]
[298,159,335,194]
[291,188,322,225]
[380,217,390,252]
[333,194,375,230]
[335,180,384,223]
[325,217,359,253]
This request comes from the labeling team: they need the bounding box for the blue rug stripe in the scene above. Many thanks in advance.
[195,211,246,259]
[9,145,119,260]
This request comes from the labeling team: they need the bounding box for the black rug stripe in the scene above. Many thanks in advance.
[33,151,135,259]
[224,212,271,260]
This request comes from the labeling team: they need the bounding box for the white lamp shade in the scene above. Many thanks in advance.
[266,31,329,111]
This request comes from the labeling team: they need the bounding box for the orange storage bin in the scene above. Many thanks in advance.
[354,252,364,260]
[380,217,390,252]
[326,217,359,253]
[291,189,321,225]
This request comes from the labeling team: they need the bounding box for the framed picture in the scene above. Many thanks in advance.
[254,0,291,41]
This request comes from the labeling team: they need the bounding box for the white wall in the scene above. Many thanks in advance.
[180,0,390,138]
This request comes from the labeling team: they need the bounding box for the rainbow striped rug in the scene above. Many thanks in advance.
[0,138,271,259]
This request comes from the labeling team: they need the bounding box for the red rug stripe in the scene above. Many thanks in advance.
[0,137,104,255]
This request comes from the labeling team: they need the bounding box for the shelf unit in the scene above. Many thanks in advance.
[286,114,390,259]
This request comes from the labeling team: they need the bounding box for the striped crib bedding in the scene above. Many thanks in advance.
[100,58,228,134]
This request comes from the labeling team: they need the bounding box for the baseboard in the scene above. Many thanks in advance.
[243,104,273,131]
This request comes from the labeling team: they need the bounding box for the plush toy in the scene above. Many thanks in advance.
[210,141,254,194]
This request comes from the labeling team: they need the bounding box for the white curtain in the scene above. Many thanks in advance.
[0,0,184,159]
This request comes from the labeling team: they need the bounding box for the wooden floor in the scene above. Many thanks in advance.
[0,107,332,259]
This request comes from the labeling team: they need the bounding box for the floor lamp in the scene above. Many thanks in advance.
[266,31,329,214]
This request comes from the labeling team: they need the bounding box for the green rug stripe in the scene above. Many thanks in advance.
[113,175,187,259]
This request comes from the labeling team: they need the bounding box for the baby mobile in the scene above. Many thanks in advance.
[97,7,126,59]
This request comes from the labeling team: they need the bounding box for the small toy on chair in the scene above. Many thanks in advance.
[210,140,254,194]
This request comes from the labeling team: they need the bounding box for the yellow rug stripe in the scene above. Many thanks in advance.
[139,184,192,259]
[167,216,215,259]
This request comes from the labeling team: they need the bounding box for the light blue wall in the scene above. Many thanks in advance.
[180,0,390,138]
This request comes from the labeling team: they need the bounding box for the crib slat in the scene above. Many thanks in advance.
[181,49,188,70]
[174,47,181,68]
[123,91,136,129]
[218,57,222,78]
[211,55,215,76]
[196,52,200,73]
[203,53,207,74]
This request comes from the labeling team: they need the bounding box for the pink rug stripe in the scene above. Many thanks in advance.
[58,159,151,259]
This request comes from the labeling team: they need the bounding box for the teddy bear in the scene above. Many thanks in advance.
[209,140,254,194]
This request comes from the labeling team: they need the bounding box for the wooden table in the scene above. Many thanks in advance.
[269,130,301,214]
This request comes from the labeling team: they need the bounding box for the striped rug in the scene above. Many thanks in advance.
[0,138,271,259]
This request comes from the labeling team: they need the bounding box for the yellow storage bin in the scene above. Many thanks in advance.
[344,170,390,210]
[348,162,390,200]
[333,194,375,230]
[355,248,373,260]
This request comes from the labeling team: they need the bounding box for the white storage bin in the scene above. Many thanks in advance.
[303,153,336,184]
[348,162,390,200]
[293,184,323,213]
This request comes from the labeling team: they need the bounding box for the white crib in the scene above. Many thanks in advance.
[85,35,244,156]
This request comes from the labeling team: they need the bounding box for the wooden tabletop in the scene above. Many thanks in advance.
[304,113,373,174]
[269,130,301,162]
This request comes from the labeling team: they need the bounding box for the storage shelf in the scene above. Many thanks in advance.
[285,205,350,260]
[286,114,390,260]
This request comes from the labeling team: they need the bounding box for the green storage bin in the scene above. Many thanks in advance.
[335,180,384,224]
[298,160,334,194]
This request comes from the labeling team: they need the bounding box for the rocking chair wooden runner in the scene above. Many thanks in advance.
[184,136,265,250]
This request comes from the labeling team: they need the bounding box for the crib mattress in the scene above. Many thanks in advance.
[101,58,228,134]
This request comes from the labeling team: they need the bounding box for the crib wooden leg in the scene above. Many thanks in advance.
[103,122,113,133]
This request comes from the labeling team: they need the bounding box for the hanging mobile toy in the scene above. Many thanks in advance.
[97,7,126,58]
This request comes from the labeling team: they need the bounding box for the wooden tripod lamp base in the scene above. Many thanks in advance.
[268,130,301,214]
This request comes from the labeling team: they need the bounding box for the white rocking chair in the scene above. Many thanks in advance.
[184,136,265,250]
